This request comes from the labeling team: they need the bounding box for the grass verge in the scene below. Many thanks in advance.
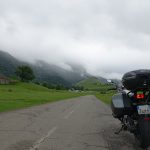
[0,82,86,112]
[95,91,116,104]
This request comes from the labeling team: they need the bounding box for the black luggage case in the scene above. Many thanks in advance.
[122,70,150,90]
[111,91,132,118]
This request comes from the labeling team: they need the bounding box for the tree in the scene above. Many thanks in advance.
[15,65,35,82]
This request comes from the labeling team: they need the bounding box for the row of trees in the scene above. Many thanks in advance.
[15,66,35,82]
[38,82,68,90]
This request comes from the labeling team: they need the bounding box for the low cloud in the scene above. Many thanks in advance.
[0,0,150,79]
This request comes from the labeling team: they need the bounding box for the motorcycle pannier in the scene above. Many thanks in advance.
[122,70,150,90]
[111,91,132,118]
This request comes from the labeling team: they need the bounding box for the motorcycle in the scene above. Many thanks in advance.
[111,69,150,149]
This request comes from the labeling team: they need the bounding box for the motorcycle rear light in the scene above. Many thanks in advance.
[144,117,150,121]
[136,94,145,99]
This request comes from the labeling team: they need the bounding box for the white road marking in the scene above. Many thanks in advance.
[64,110,74,119]
[29,126,57,150]
[64,103,82,119]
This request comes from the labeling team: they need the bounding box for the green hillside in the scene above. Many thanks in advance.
[0,82,85,112]
[76,77,115,92]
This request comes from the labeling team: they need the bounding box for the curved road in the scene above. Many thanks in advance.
[0,95,148,150]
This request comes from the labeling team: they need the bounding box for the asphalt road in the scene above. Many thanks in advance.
[0,95,148,150]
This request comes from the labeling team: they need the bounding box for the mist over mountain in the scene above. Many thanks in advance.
[0,50,122,87]
[0,50,91,86]
[31,60,88,86]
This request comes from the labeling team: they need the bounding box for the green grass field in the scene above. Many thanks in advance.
[0,81,116,112]
[95,91,116,104]
[0,82,86,112]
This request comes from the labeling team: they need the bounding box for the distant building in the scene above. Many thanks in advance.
[0,76,11,84]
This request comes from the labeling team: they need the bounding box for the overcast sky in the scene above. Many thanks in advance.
[0,0,150,79]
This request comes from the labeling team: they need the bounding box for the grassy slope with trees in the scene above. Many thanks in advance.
[75,77,117,104]
[0,82,86,112]
[0,50,117,111]
[76,77,115,92]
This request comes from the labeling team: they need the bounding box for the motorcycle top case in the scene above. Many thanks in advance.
[111,91,132,118]
[122,69,150,90]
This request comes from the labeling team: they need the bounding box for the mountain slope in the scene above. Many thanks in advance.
[0,50,113,87]
[0,50,86,86]
[32,60,86,86]
[76,77,115,91]
[0,50,20,76]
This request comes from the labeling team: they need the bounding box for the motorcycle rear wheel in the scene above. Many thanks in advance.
[135,118,150,149]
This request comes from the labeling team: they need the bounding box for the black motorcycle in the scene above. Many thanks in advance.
[111,69,150,149]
